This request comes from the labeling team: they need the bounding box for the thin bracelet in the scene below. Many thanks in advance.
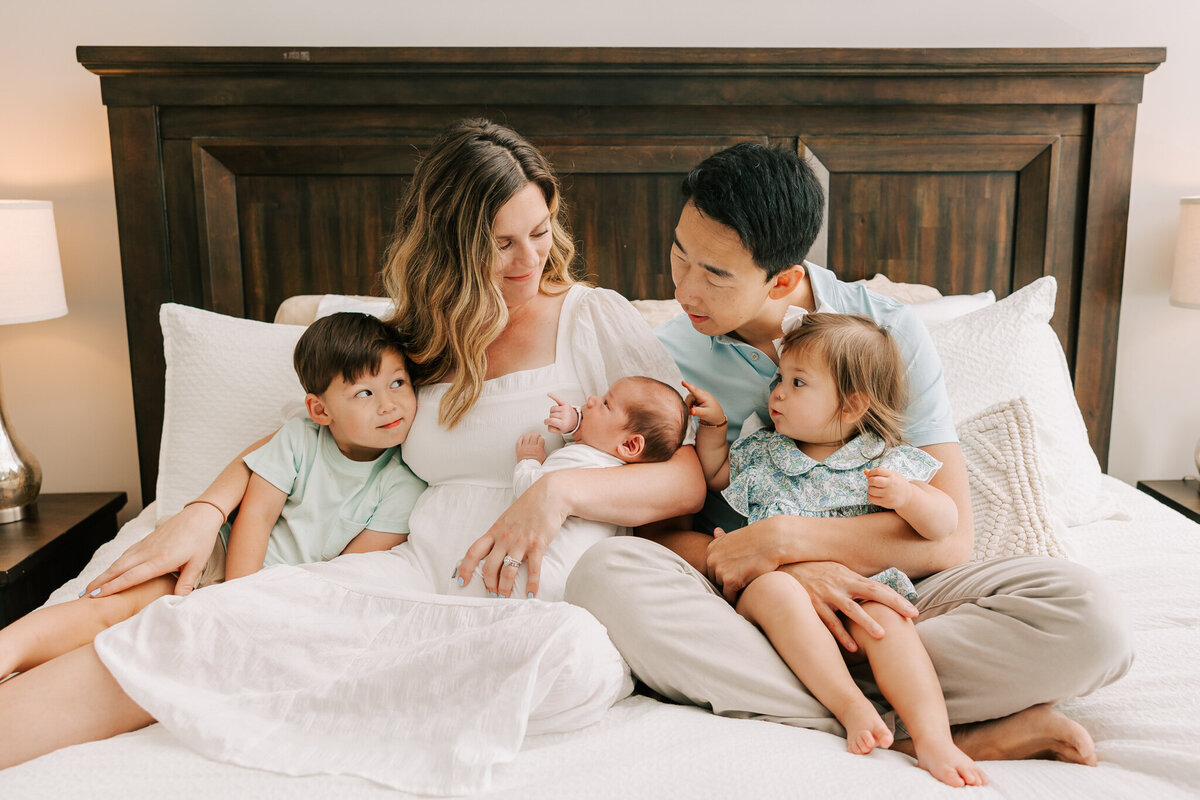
[696,416,728,428]
[183,499,228,524]
[566,405,583,435]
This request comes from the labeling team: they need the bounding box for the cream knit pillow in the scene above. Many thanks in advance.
[958,397,1069,561]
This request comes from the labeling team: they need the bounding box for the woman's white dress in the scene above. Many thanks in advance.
[92,286,687,794]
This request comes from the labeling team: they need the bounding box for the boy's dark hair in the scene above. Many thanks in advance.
[680,143,825,279]
[623,376,689,463]
[293,312,409,395]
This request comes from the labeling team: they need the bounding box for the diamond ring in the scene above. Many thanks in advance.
[502,555,522,570]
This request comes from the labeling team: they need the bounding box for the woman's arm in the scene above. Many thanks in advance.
[458,444,706,599]
[223,473,287,580]
[83,433,274,598]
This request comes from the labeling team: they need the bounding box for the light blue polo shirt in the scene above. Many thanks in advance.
[655,262,955,532]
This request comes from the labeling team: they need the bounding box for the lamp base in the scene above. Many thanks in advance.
[0,503,34,524]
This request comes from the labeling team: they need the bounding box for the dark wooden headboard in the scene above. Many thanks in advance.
[78,46,1164,501]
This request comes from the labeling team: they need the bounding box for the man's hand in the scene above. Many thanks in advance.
[777,561,919,652]
[516,432,548,463]
[704,518,792,601]
[865,467,913,511]
[544,393,580,435]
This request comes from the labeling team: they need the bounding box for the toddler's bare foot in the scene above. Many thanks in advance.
[912,738,987,787]
[894,704,1096,766]
[836,699,894,755]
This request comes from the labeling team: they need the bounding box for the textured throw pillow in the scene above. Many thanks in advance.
[957,397,1069,561]
[156,304,307,520]
[931,277,1110,527]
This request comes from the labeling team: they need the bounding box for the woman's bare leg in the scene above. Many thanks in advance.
[737,571,892,754]
[0,643,153,768]
[0,576,176,677]
[849,602,986,787]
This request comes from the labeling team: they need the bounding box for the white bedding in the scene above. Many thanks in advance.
[3,475,1198,799]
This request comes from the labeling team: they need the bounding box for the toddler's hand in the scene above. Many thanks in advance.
[516,432,547,463]
[865,467,914,510]
[544,392,580,435]
[682,379,726,428]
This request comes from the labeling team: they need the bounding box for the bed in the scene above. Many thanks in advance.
[4,45,1198,798]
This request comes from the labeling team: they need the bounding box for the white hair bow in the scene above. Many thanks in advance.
[772,303,837,357]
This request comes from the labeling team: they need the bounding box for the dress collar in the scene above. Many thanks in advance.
[767,431,887,476]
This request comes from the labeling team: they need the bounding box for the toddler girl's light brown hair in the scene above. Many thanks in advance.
[778,313,907,449]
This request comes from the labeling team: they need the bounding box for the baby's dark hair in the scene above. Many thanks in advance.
[293,312,409,395]
[621,376,689,463]
[778,313,907,449]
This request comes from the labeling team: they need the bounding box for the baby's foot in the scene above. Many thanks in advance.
[912,738,987,787]
[836,699,894,755]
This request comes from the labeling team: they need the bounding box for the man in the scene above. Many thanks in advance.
[566,143,1131,763]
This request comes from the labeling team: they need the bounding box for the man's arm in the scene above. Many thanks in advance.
[705,442,973,595]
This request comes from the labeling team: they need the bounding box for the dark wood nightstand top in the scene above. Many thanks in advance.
[1136,480,1200,525]
[0,492,127,578]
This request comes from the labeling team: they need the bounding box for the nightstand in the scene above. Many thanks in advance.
[1136,479,1200,525]
[0,492,127,626]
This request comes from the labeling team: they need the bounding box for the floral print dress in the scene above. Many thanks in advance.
[723,429,941,602]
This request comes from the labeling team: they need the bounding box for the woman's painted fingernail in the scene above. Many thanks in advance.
[456,576,464,588]
[489,592,498,598]
[499,593,507,599]
[527,592,535,599]
[89,588,102,597]
[78,589,86,598]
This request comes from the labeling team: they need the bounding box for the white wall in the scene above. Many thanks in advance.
[2,0,1197,521]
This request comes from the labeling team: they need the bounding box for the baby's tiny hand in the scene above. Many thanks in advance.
[544,392,580,435]
[516,432,547,463]
[681,380,726,428]
[865,467,913,510]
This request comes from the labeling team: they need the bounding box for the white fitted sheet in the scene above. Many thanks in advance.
[2,475,1198,799]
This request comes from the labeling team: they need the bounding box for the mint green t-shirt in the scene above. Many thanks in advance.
[654,262,954,533]
[222,416,426,567]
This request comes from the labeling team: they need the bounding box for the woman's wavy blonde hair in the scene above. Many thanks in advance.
[382,119,578,427]
[778,313,908,450]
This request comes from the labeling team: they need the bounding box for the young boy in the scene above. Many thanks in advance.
[0,312,425,677]
[496,376,688,602]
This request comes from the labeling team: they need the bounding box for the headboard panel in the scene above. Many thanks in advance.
[78,46,1164,501]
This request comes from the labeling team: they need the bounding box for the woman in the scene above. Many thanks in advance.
[0,119,706,770]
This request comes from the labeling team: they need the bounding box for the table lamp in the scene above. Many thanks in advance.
[0,200,68,523]
[1170,196,1200,479]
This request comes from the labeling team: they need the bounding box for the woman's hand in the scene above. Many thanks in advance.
[776,561,919,652]
[83,502,224,598]
[456,472,569,599]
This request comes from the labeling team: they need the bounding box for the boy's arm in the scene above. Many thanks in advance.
[341,530,408,554]
[224,473,288,580]
[866,467,958,541]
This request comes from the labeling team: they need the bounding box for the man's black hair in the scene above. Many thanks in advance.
[680,143,825,279]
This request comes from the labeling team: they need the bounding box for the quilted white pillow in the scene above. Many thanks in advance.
[931,277,1110,527]
[156,304,307,520]
[958,397,1069,560]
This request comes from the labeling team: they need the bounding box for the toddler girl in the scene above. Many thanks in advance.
[687,311,985,788]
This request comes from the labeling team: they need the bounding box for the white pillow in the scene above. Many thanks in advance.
[931,277,1111,527]
[156,304,307,520]
[957,397,1069,561]
[910,291,995,329]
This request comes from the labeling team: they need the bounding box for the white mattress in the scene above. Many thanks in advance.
[3,475,1198,799]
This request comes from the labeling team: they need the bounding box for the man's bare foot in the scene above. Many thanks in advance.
[836,698,894,755]
[911,737,987,787]
[893,704,1096,766]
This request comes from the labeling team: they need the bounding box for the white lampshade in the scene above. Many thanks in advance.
[0,200,68,324]
[1171,196,1200,310]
